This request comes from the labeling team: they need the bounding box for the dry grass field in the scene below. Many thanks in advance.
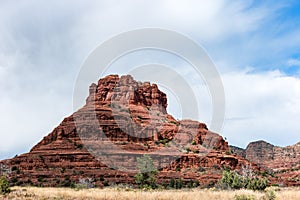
[0,186,300,200]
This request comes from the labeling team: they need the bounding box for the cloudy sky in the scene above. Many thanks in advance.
[1,0,300,160]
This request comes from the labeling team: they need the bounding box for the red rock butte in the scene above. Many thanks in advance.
[0,74,297,187]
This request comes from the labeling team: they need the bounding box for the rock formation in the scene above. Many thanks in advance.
[230,141,300,186]
[229,145,246,158]
[0,75,268,187]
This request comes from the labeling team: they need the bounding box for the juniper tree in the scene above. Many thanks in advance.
[0,176,10,194]
[135,154,158,189]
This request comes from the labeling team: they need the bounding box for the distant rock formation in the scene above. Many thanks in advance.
[230,140,300,186]
[229,145,246,158]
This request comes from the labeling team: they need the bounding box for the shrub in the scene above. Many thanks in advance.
[38,176,45,183]
[159,139,169,145]
[100,175,105,182]
[10,177,18,184]
[186,148,191,153]
[26,178,33,186]
[187,179,199,188]
[191,140,197,145]
[197,167,205,172]
[11,166,20,174]
[169,178,175,188]
[174,178,183,189]
[76,144,83,149]
[220,170,268,191]
[169,178,183,189]
[11,166,18,171]
[0,176,10,195]
[225,150,232,155]
[59,176,75,188]
[213,164,221,170]
[192,150,200,154]
[75,178,94,189]
[213,146,219,150]
[192,181,200,188]
[200,181,215,189]
[135,154,158,189]
[103,180,109,186]
[246,177,268,191]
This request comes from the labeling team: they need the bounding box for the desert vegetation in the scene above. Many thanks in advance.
[2,156,295,200]
[134,154,158,189]
[0,186,299,200]
[218,170,268,191]
[0,176,10,195]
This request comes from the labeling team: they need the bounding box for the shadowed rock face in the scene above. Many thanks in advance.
[230,141,300,186]
[0,75,259,187]
[245,141,275,166]
[229,145,246,158]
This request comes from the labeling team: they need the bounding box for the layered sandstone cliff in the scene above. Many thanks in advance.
[0,75,261,187]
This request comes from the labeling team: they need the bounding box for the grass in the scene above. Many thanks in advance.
[1,186,300,200]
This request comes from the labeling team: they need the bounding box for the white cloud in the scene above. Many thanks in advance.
[0,0,300,159]
[158,0,269,40]
[222,70,300,148]
[73,0,271,47]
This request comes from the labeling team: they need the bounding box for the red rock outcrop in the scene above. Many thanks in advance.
[230,141,300,186]
[0,75,260,187]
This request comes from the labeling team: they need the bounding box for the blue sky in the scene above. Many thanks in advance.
[1,0,300,160]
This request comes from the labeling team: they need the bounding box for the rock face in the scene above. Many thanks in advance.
[87,75,168,112]
[0,75,260,187]
[229,145,246,158]
[230,141,300,186]
[245,141,275,167]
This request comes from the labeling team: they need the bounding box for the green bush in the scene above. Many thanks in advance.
[246,177,268,191]
[11,166,21,174]
[0,176,10,195]
[135,154,158,189]
[11,166,18,171]
[103,180,109,186]
[193,150,199,154]
[168,178,183,189]
[38,176,45,183]
[159,139,170,145]
[75,178,94,189]
[186,148,191,153]
[170,121,177,125]
[220,170,268,191]
[99,175,105,182]
[197,167,205,172]
[59,176,75,188]
[175,179,183,189]
[10,177,18,184]
[76,144,83,149]
[225,150,232,155]
[187,179,199,188]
